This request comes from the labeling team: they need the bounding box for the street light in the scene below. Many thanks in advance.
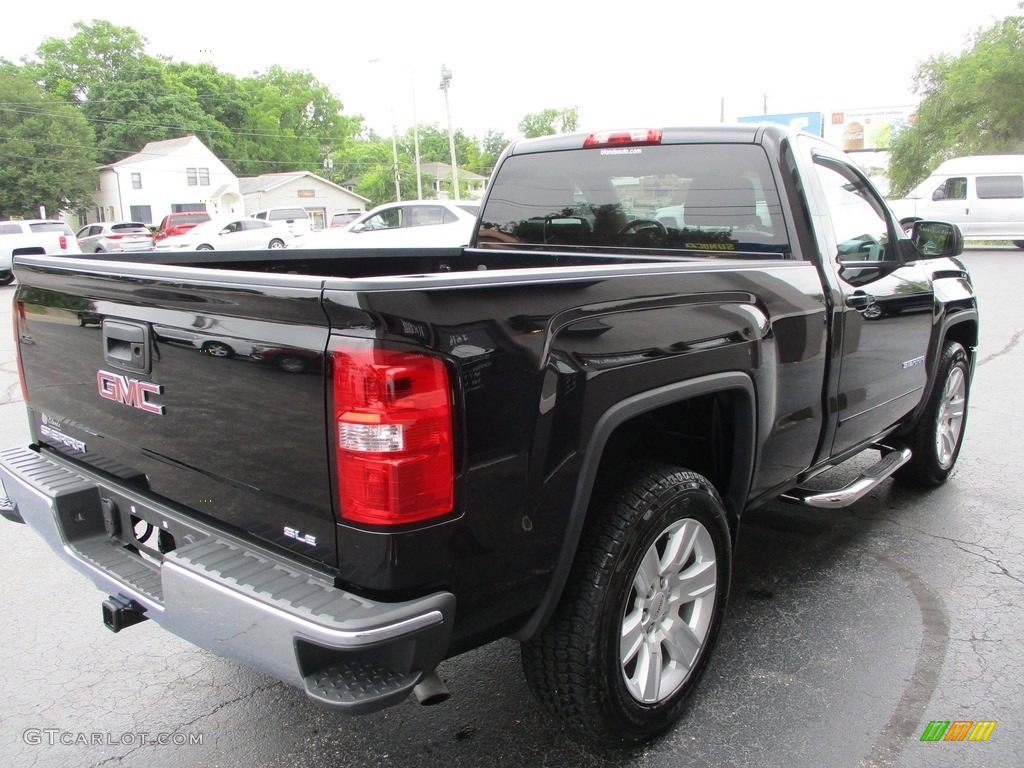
[439,65,461,201]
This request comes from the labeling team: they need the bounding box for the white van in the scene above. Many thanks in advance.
[887,155,1024,247]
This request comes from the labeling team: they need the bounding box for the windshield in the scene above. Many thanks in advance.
[904,176,939,200]
[476,143,790,257]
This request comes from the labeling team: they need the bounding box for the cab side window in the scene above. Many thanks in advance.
[813,157,895,265]
[932,177,967,200]
[976,175,1024,199]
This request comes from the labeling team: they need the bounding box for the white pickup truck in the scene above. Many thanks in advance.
[0,219,82,284]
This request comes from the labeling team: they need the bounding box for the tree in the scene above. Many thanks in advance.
[231,66,353,177]
[479,129,512,170]
[0,62,97,218]
[888,12,1024,196]
[83,55,224,165]
[33,20,148,104]
[518,107,579,139]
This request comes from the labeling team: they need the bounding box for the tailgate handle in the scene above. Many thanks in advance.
[103,320,151,374]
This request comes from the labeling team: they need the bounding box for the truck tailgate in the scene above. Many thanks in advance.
[12,256,337,567]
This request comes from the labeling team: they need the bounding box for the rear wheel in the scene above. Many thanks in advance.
[268,238,285,249]
[196,244,214,251]
[896,340,970,486]
[521,463,731,747]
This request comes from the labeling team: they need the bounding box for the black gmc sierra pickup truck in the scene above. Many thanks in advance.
[0,125,978,746]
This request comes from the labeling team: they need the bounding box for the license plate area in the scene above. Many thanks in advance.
[99,488,201,566]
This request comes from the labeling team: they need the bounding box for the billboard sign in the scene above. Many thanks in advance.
[826,106,917,151]
[737,111,823,137]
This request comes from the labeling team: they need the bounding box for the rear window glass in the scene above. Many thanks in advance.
[171,213,209,225]
[110,223,150,233]
[976,175,1023,199]
[29,222,73,235]
[477,144,790,257]
[269,209,308,220]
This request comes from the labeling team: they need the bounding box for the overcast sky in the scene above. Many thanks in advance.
[2,1,1021,140]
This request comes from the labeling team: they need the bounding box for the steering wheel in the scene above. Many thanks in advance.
[618,219,668,237]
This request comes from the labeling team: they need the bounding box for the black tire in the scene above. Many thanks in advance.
[521,463,731,747]
[895,340,970,487]
[268,238,285,249]
[0,272,14,286]
[196,244,214,251]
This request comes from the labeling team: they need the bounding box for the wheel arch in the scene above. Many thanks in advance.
[514,371,756,641]
[896,310,979,437]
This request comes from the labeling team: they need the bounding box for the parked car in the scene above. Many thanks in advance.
[154,212,212,242]
[154,217,295,252]
[294,200,481,249]
[76,221,154,254]
[0,219,82,285]
[249,207,313,238]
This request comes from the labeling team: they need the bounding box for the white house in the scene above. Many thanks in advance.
[86,135,242,226]
[420,162,488,200]
[238,172,370,231]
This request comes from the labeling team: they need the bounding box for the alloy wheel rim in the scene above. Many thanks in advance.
[935,365,966,469]
[620,517,717,704]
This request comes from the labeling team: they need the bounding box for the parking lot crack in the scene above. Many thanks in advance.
[977,328,1023,366]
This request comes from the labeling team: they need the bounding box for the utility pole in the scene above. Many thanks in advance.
[370,57,421,200]
[390,115,401,202]
[439,65,461,201]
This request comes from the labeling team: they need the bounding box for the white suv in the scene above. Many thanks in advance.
[0,219,82,285]
[249,208,313,238]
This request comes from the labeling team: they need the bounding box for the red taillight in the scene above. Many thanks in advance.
[583,129,663,148]
[332,344,453,525]
[58,235,68,250]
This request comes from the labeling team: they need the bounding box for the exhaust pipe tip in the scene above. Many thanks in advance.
[413,669,450,706]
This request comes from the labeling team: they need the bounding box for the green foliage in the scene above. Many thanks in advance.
[33,19,148,103]
[83,55,224,165]
[0,62,97,218]
[888,14,1024,196]
[518,107,579,139]
[230,66,355,176]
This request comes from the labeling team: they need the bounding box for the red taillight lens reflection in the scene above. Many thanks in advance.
[333,345,453,525]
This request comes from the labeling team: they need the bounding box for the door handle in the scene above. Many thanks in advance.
[846,293,874,310]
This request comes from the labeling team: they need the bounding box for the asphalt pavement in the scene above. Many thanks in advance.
[0,247,1021,768]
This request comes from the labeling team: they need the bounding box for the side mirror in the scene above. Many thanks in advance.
[910,220,963,258]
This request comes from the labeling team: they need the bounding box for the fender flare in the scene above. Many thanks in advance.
[513,371,757,641]
[897,309,979,435]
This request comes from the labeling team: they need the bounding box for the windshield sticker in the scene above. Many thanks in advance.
[686,242,736,251]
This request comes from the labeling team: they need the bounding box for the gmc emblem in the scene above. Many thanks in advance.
[97,370,165,415]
